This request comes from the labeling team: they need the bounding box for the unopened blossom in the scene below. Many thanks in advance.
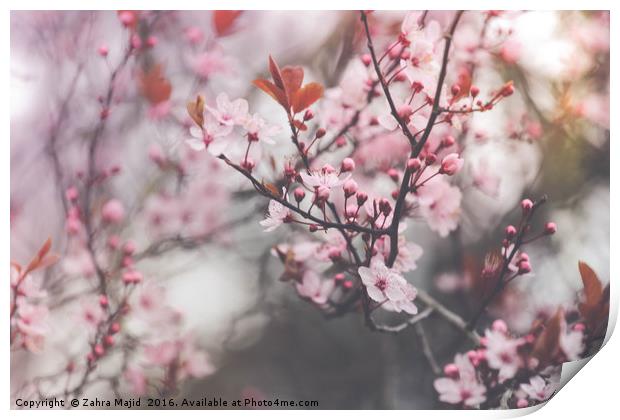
[416,177,462,237]
[259,200,292,232]
[358,259,418,314]
[434,353,486,407]
[101,199,125,224]
[484,329,523,382]
[296,270,335,305]
[439,153,464,175]
[520,376,557,402]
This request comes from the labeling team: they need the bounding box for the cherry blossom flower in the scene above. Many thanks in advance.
[295,270,335,305]
[520,376,557,402]
[300,164,350,199]
[242,113,281,144]
[559,320,584,361]
[358,259,418,314]
[207,92,249,126]
[374,234,423,273]
[439,153,464,176]
[484,329,523,381]
[186,113,234,153]
[434,353,486,407]
[416,177,462,237]
[259,200,292,232]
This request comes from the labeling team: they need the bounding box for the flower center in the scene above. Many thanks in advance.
[375,277,388,291]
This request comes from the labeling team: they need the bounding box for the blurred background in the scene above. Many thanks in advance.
[10,11,609,408]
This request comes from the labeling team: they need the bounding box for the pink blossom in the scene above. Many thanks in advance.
[520,376,556,402]
[207,92,249,127]
[416,177,462,237]
[259,200,291,232]
[358,259,418,314]
[296,270,335,305]
[190,49,231,79]
[242,113,281,144]
[300,165,350,199]
[374,234,423,273]
[484,329,523,381]
[186,113,234,154]
[101,199,125,224]
[124,365,147,396]
[434,353,486,407]
[15,303,49,353]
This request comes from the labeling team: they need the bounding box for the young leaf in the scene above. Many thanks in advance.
[531,308,563,368]
[291,82,324,114]
[213,11,242,37]
[253,79,288,109]
[578,261,603,307]
[281,66,304,100]
[139,64,172,105]
[186,95,205,128]
[268,55,285,91]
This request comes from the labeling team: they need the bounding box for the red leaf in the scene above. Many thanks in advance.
[268,55,285,91]
[292,119,308,131]
[531,308,563,368]
[281,66,304,100]
[253,79,288,109]
[139,64,172,105]
[213,11,242,37]
[291,82,324,114]
[578,261,603,307]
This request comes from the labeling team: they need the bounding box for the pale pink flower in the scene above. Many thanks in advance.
[190,49,231,79]
[178,338,216,380]
[358,259,418,314]
[259,200,291,232]
[207,92,249,126]
[124,365,147,396]
[374,235,423,273]
[559,321,584,361]
[296,270,335,305]
[416,177,462,237]
[520,376,556,402]
[242,113,281,144]
[143,341,178,366]
[300,165,350,199]
[186,113,234,154]
[314,230,348,262]
[11,266,46,300]
[484,329,523,381]
[434,353,486,407]
[15,303,49,353]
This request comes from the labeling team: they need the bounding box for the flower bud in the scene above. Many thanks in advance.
[343,180,358,197]
[315,128,326,139]
[521,199,533,212]
[293,187,306,203]
[356,191,368,206]
[544,222,557,235]
[505,225,517,238]
[102,199,125,224]
[439,153,463,176]
[97,44,109,57]
[361,54,372,67]
[443,363,459,378]
[303,109,314,121]
[425,153,437,165]
[99,295,109,308]
[109,322,121,334]
[387,168,399,181]
[470,85,480,98]
[442,135,456,148]
[407,158,421,171]
[340,157,356,173]
[492,319,508,333]
[518,260,532,274]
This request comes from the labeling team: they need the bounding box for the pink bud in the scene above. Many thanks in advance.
[343,280,353,289]
[316,128,326,139]
[439,153,464,176]
[340,157,356,173]
[516,398,528,408]
[293,187,306,202]
[518,260,532,274]
[573,323,586,332]
[99,295,109,307]
[451,84,461,97]
[505,225,517,238]
[407,158,421,171]
[104,335,115,347]
[94,344,105,357]
[361,54,372,67]
[148,144,165,165]
[521,199,534,212]
[146,35,158,48]
[118,11,137,27]
[184,26,204,44]
[470,85,480,98]
[123,240,136,255]
[334,273,345,283]
[544,222,557,235]
[425,153,437,165]
[387,168,399,181]
[309,224,318,232]
[492,319,508,333]
[315,186,330,202]
[343,180,358,197]
[303,109,314,121]
[356,191,368,206]
[442,135,456,148]
[378,198,392,216]
[109,322,121,334]
[122,270,143,284]
[131,33,142,49]
[97,44,109,57]
[443,363,459,378]
[65,186,79,202]
[102,199,125,224]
